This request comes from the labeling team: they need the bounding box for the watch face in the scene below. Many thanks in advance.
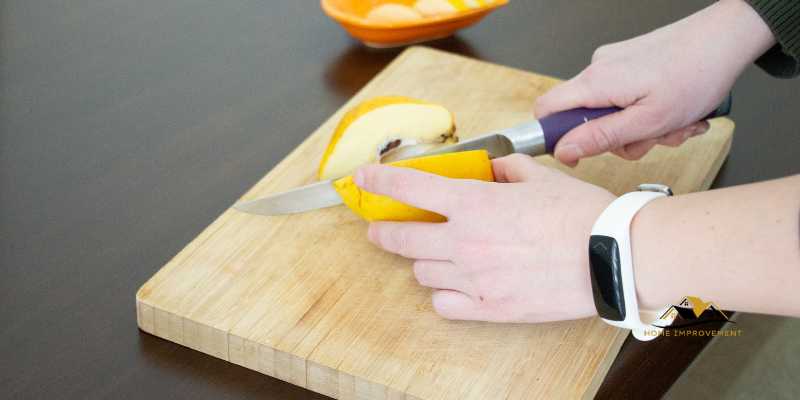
[589,235,626,321]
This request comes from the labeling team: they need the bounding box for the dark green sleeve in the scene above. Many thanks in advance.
[746,0,800,78]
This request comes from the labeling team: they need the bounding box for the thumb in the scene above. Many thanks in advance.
[553,105,663,165]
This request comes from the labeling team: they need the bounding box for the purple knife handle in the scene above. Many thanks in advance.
[540,107,618,153]
[539,94,732,153]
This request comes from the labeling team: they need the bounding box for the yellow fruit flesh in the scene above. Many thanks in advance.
[333,150,494,222]
[318,95,456,180]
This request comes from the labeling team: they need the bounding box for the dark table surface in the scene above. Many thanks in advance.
[2,1,798,399]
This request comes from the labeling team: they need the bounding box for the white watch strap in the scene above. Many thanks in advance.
[592,190,667,341]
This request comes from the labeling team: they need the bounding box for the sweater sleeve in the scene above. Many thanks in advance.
[746,0,800,78]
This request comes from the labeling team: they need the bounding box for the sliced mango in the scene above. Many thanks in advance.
[333,150,494,222]
[318,95,456,180]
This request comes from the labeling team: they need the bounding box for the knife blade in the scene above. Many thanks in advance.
[235,96,731,217]
[234,180,342,215]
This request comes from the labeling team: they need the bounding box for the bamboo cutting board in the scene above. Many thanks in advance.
[136,47,734,399]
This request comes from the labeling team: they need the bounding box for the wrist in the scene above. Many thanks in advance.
[629,195,677,311]
[588,186,673,340]
[710,0,776,65]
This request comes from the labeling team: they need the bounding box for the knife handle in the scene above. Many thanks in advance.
[540,93,732,153]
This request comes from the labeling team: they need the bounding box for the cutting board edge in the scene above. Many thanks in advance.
[137,298,409,400]
[581,328,629,400]
[136,299,231,361]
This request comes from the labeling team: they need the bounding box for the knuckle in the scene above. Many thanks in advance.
[359,166,375,189]
[391,227,411,256]
[505,153,530,166]
[464,184,503,215]
[387,173,409,198]
[453,242,491,270]
[533,95,550,115]
[591,45,609,62]
[591,123,621,151]
[579,65,602,84]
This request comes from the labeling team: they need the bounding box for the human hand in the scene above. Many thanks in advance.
[353,154,615,323]
[535,0,775,166]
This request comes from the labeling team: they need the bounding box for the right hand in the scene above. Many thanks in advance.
[534,0,775,166]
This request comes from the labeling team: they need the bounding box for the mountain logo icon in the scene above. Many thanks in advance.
[652,296,733,329]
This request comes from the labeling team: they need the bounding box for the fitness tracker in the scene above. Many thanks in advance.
[589,184,672,341]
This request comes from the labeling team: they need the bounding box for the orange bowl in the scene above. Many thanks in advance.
[321,0,508,48]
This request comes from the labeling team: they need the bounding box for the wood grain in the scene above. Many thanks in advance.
[136,46,734,400]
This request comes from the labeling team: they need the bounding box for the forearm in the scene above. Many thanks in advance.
[632,174,800,316]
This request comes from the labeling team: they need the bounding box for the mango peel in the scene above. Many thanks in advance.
[332,150,494,222]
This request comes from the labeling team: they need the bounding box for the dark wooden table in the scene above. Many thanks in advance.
[2,1,798,399]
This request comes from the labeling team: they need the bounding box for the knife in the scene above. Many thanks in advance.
[235,96,731,217]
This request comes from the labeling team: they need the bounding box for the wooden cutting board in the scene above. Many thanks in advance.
[136,46,734,399]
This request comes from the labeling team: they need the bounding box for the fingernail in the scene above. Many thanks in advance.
[556,144,584,164]
[354,169,365,187]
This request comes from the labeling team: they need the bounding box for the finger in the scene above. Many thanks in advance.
[553,105,662,165]
[413,260,472,293]
[368,222,452,260]
[657,128,691,147]
[613,138,658,161]
[657,121,710,147]
[533,77,611,119]
[431,289,478,320]
[354,165,468,216]
[491,154,542,183]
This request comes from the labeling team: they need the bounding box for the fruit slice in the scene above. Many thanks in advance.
[413,0,460,17]
[332,150,494,222]
[365,4,423,24]
[318,95,457,180]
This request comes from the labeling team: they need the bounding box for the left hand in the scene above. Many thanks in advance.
[354,154,615,323]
